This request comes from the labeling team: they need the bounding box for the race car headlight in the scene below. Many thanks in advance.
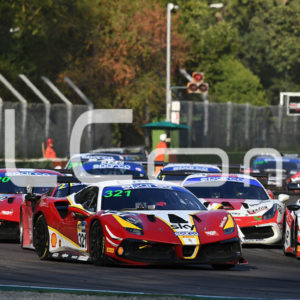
[262,204,277,220]
[124,227,144,235]
[113,214,144,235]
[223,214,235,234]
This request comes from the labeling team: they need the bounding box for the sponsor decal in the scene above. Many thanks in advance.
[171,224,195,230]
[254,216,262,221]
[91,161,129,170]
[247,206,268,214]
[0,210,13,215]
[230,212,242,216]
[51,233,57,248]
[175,231,198,236]
[247,202,263,207]
[5,172,52,176]
[182,237,197,245]
[185,176,261,187]
[205,231,218,236]
[121,183,173,190]
[106,247,114,253]
[77,221,86,233]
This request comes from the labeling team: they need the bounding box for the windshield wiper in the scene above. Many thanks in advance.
[120,207,147,211]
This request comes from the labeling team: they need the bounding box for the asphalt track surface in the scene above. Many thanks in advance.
[1,240,300,299]
[1,195,300,299]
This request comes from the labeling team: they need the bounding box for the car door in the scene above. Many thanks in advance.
[59,186,99,251]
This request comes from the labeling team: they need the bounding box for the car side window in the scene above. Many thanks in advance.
[74,186,99,212]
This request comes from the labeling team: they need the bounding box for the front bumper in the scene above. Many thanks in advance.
[0,220,19,240]
[240,222,281,245]
[115,238,243,265]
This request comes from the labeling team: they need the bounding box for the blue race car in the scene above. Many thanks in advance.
[66,153,124,170]
[75,160,147,179]
[157,163,221,183]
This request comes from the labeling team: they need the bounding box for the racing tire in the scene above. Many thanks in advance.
[19,209,24,249]
[33,214,51,260]
[89,221,107,266]
[211,264,235,270]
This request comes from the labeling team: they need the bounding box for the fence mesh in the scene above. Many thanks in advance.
[0,103,112,158]
[179,101,300,151]
[1,101,300,159]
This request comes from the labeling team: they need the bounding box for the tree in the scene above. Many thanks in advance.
[226,0,300,103]
[212,55,266,105]
[61,0,187,133]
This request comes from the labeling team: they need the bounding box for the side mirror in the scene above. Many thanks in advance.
[267,189,274,199]
[287,204,300,212]
[68,205,90,219]
[25,193,41,202]
[278,194,290,203]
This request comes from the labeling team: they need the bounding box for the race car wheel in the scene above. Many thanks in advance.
[19,209,24,249]
[211,264,235,270]
[33,214,50,260]
[89,221,107,265]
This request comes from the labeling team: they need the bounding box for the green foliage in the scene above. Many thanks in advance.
[212,56,266,105]
[2,0,300,141]
[226,0,300,103]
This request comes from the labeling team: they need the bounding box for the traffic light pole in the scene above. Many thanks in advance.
[166,3,178,122]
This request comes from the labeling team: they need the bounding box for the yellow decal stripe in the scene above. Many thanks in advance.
[184,215,200,260]
[156,215,199,259]
[48,225,87,253]
[224,214,234,230]
[113,215,142,230]
[67,196,74,205]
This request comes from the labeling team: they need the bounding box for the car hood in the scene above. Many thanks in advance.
[0,194,23,221]
[200,198,274,217]
[103,209,234,244]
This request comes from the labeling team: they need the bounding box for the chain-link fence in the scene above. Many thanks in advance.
[0,103,112,158]
[2,101,300,159]
[179,101,300,151]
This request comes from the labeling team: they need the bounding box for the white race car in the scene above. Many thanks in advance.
[182,173,290,245]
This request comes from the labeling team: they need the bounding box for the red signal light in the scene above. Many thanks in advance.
[193,72,203,82]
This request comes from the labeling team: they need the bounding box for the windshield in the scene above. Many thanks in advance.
[66,154,123,169]
[101,186,206,211]
[82,168,146,178]
[77,162,147,178]
[185,181,269,200]
[160,174,188,182]
[0,176,52,194]
[251,159,300,172]
[52,183,87,197]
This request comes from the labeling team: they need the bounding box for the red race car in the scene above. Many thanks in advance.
[22,179,246,269]
[0,168,62,240]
